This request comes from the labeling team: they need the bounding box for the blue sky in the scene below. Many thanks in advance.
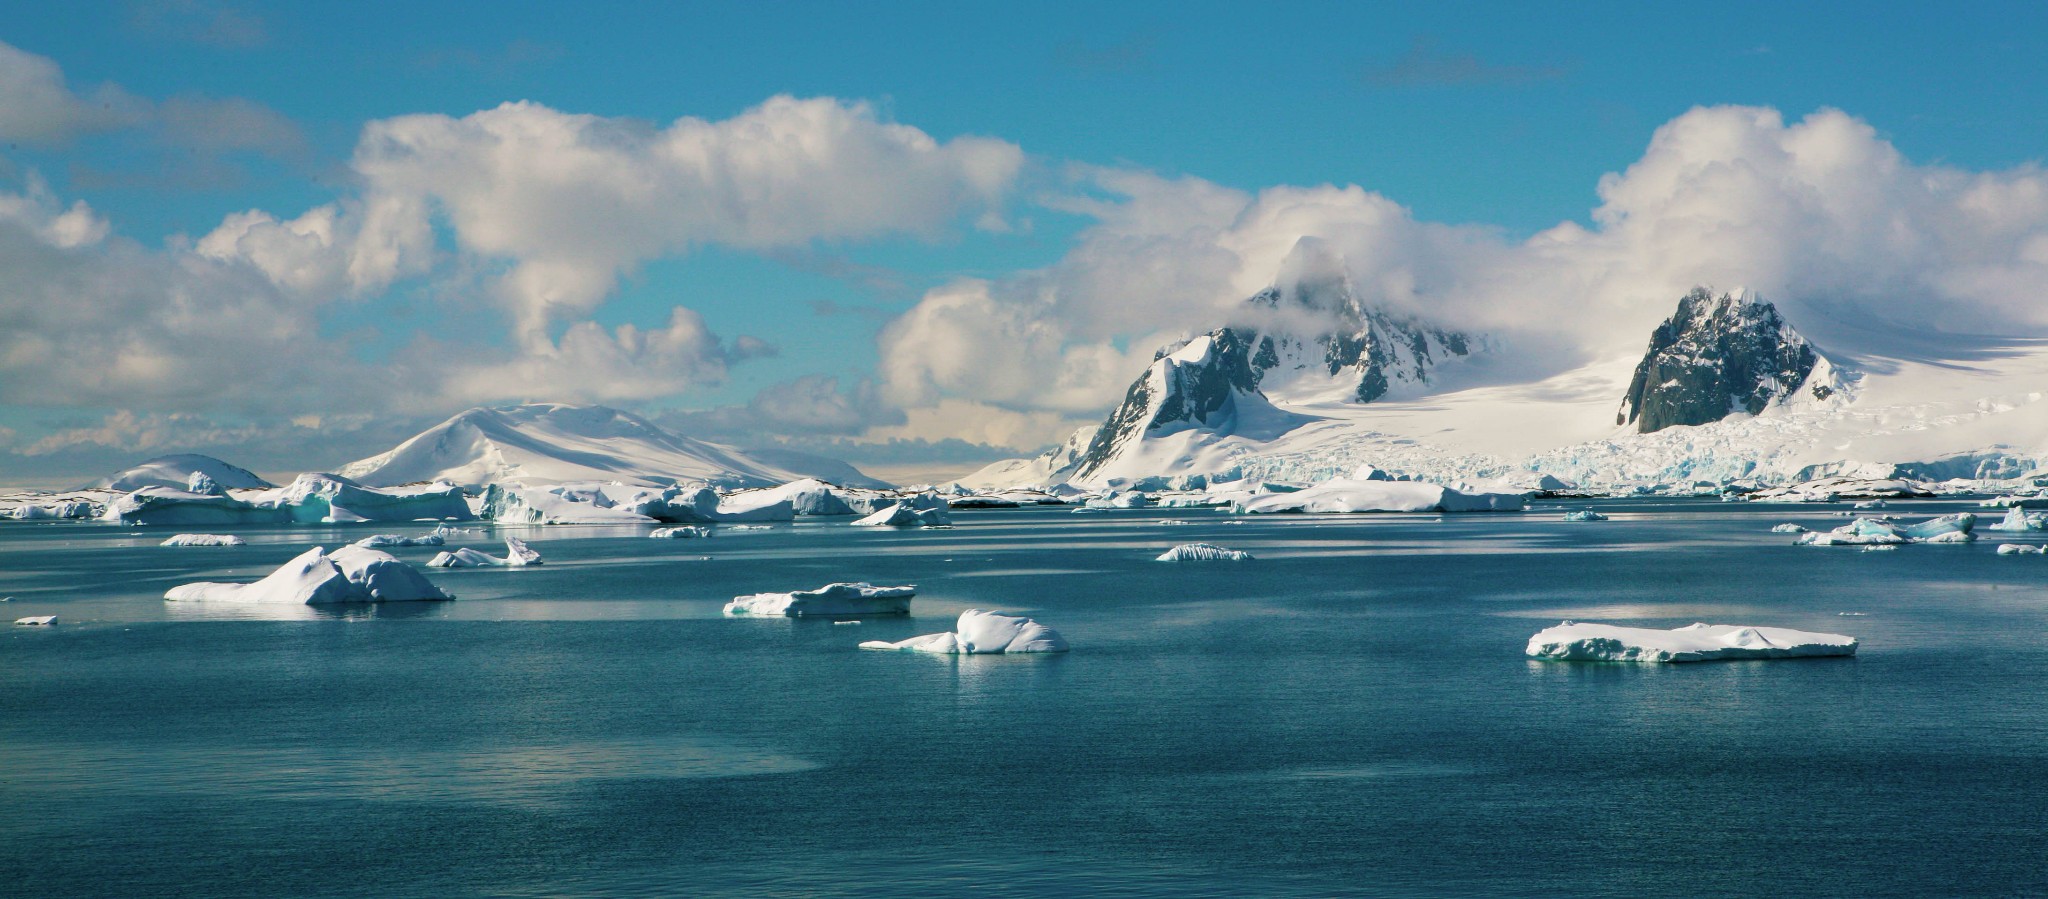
[4,1,2048,484]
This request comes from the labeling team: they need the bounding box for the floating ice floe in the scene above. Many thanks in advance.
[724,582,915,617]
[1156,543,1254,561]
[165,545,452,604]
[859,609,1068,654]
[651,526,712,539]
[1526,621,1857,662]
[1989,507,2048,532]
[14,615,56,626]
[852,502,952,527]
[1769,523,1809,534]
[354,533,447,548]
[1235,478,1525,514]
[1083,491,1150,510]
[1997,544,2047,555]
[1749,477,1934,503]
[161,534,246,547]
[1562,510,1608,522]
[427,537,542,568]
[1863,544,1898,552]
[1795,513,1976,546]
[1156,519,1196,526]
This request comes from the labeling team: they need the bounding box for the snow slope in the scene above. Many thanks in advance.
[339,403,885,490]
[93,454,273,491]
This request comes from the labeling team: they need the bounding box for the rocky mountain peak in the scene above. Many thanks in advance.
[1618,287,1827,433]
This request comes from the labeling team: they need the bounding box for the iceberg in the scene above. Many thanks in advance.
[1989,507,2048,532]
[1769,523,1809,534]
[721,478,913,516]
[14,615,56,626]
[1526,621,1858,662]
[7,500,100,520]
[427,537,543,568]
[1235,478,1525,514]
[860,609,1069,654]
[1083,491,1150,510]
[724,582,916,617]
[101,473,474,526]
[1997,543,2046,555]
[650,526,712,539]
[852,502,952,528]
[161,534,246,547]
[1156,543,1254,561]
[327,545,456,601]
[354,533,447,548]
[1561,510,1609,522]
[478,481,799,525]
[165,546,449,604]
[1797,513,1975,546]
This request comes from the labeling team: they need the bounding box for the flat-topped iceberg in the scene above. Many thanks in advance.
[1235,478,1525,514]
[1998,544,2046,555]
[861,609,1069,654]
[1796,513,1975,546]
[166,545,452,604]
[427,537,542,568]
[1156,543,1253,561]
[161,534,246,547]
[1526,621,1858,662]
[852,502,951,527]
[1562,510,1609,522]
[650,526,712,539]
[725,582,916,617]
[14,615,56,626]
[478,482,797,525]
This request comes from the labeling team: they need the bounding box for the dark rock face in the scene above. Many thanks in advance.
[1618,288,1821,434]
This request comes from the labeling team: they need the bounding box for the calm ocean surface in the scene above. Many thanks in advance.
[4,499,2046,897]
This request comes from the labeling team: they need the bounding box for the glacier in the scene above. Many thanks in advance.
[1234,478,1525,514]
[1526,621,1858,662]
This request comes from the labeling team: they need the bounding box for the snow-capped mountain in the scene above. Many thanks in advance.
[970,274,2048,490]
[1054,238,1473,485]
[956,425,1097,489]
[1238,237,1473,405]
[339,403,888,489]
[1068,330,1310,482]
[91,454,274,492]
[1618,287,1834,432]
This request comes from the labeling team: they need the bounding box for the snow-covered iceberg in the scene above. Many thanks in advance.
[1989,507,2048,532]
[355,533,446,548]
[1526,621,1858,662]
[724,582,916,617]
[1997,544,2046,555]
[860,609,1069,654]
[1796,513,1975,546]
[1156,543,1254,561]
[6,499,101,520]
[102,473,473,526]
[1769,523,1809,534]
[14,615,56,626]
[650,526,712,539]
[1235,478,1525,514]
[1562,510,1608,522]
[161,533,246,547]
[166,545,452,604]
[427,537,542,568]
[852,502,952,527]
[477,482,798,525]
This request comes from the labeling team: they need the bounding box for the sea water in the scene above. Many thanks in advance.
[4,499,2046,896]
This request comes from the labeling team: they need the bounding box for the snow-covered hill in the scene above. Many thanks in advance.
[339,403,888,489]
[91,454,274,492]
